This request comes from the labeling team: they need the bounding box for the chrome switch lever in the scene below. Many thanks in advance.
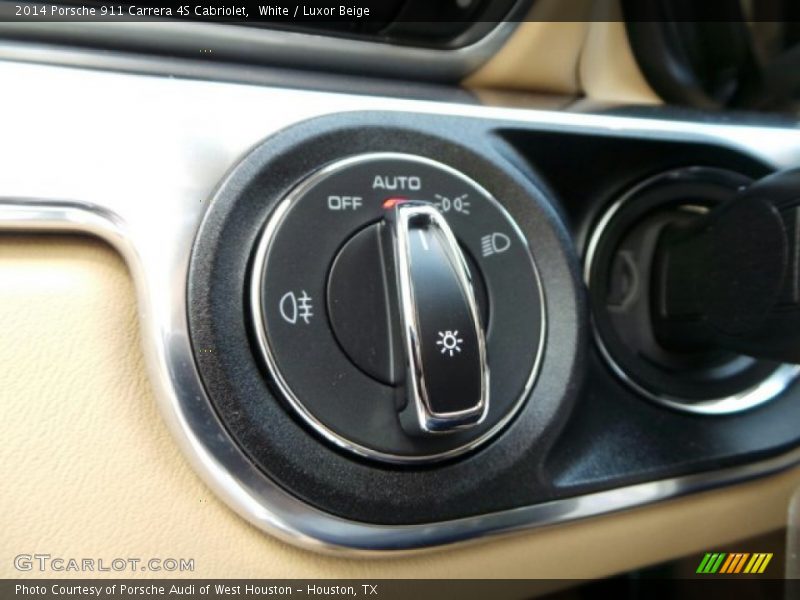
[382,201,489,435]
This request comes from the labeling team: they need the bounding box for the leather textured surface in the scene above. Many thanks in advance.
[578,8,661,103]
[465,0,660,105]
[1,236,798,578]
[464,0,589,94]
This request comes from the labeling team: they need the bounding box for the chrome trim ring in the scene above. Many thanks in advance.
[249,152,545,463]
[583,175,800,415]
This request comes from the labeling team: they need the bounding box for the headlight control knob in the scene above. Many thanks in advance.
[332,200,489,435]
[250,153,545,463]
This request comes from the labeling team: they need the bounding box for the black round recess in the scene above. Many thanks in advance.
[586,166,784,410]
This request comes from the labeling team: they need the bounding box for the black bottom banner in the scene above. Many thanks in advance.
[2,579,796,600]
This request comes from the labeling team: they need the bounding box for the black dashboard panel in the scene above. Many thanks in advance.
[188,112,584,524]
[186,111,800,525]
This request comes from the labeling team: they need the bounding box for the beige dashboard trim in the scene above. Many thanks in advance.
[0,236,797,579]
[464,0,660,105]
[578,9,661,103]
[2,57,800,554]
[463,0,590,94]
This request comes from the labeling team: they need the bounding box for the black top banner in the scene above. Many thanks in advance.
[1,0,797,23]
[3,0,517,24]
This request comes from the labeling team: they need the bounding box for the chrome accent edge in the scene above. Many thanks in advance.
[3,199,800,555]
[249,154,539,463]
[2,59,800,552]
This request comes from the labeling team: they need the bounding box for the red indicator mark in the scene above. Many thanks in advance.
[383,197,409,210]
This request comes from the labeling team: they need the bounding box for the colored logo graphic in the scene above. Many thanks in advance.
[696,552,773,574]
